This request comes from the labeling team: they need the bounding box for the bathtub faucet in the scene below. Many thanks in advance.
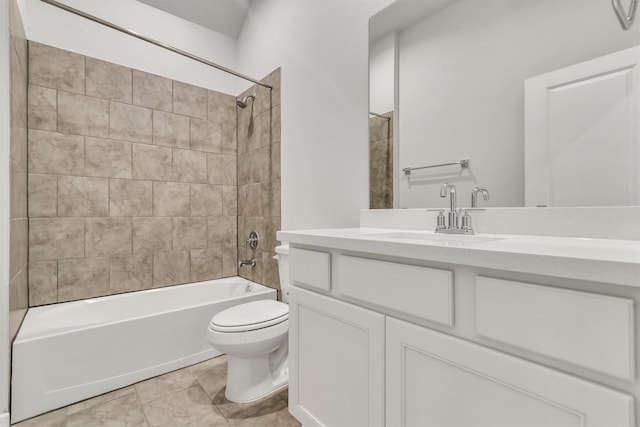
[238,259,256,267]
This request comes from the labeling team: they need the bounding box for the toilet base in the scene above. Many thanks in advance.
[225,344,289,403]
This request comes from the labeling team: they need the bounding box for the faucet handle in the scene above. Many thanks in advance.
[426,209,446,230]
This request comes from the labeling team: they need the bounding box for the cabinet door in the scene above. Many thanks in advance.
[386,318,634,427]
[289,287,385,427]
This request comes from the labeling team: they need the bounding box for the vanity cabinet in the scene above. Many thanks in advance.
[288,287,385,427]
[386,317,633,427]
[284,240,638,427]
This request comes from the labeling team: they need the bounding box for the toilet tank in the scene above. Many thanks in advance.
[274,244,290,303]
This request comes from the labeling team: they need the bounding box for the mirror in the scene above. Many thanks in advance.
[369,0,640,209]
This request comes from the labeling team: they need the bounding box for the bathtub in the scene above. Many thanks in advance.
[11,277,276,423]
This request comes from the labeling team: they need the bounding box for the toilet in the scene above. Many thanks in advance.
[207,244,291,403]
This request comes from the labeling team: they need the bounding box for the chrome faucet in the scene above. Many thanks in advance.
[440,183,458,230]
[471,186,490,208]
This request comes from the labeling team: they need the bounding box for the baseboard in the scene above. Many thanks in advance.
[0,412,9,427]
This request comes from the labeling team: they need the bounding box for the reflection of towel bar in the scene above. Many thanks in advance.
[613,0,638,30]
[403,159,470,175]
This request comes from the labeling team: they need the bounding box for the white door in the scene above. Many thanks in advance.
[288,287,385,427]
[525,45,640,207]
[386,317,634,427]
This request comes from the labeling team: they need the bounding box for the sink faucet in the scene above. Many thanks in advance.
[440,183,458,229]
[471,186,490,208]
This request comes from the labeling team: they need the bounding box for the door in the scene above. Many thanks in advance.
[525,45,640,207]
[288,287,385,427]
[386,317,634,427]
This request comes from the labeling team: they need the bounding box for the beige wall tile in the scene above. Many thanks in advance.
[253,84,272,117]
[28,129,84,176]
[271,104,281,143]
[58,91,109,138]
[173,81,207,119]
[28,84,57,131]
[10,218,27,280]
[132,143,172,181]
[58,176,109,217]
[190,184,222,217]
[221,123,237,156]
[110,179,152,217]
[191,248,223,282]
[85,137,132,179]
[132,70,172,112]
[153,250,190,287]
[270,179,281,217]
[238,153,251,186]
[85,217,132,257]
[271,142,281,180]
[10,113,27,169]
[190,118,222,153]
[207,90,236,126]
[207,216,236,248]
[9,270,28,340]
[28,174,57,218]
[28,42,85,94]
[133,217,173,253]
[10,159,27,218]
[153,110,190,149]
[173,217,207,251]
[109,102,152,143]
[86,57,132,103]
[252,146,271,183]
[172,149,207,183]
[222,247,238,277]
[110,253,153,293]
[207,154,236,186]
[153,182,190,217]
[29,261,58,305]
[222,186,237,217]
[58,257,109,302]
[29,218,84,261]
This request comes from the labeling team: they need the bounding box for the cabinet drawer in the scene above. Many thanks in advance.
[337,255,453,326]
[290,248,331,291]
[476,277,635,380]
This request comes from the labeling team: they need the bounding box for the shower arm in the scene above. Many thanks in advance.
[38,0,273,89]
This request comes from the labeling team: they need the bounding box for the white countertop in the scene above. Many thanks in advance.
[277,228,640,288]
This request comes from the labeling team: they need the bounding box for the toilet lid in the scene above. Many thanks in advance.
[209,300,289,332]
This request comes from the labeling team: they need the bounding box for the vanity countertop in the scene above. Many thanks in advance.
[277,228,640,287]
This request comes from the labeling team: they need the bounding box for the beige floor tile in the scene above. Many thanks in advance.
[134,368,197,404]
[65,393,147,427]
[188,355,228,379]
[12,408,67,427]
[194,363,227,400]
[213,389,299,427]
[142,385,228,427]
[64,385,137,415]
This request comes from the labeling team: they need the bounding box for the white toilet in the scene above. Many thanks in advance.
[207,244,291,403]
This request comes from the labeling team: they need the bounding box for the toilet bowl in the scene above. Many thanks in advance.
[207,244,291,403]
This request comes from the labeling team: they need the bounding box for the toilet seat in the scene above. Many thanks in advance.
[210,300,289,332]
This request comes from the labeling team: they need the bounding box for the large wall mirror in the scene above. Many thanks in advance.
[369,0,639,209]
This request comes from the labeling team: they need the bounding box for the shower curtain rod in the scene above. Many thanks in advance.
[39,0,273,89]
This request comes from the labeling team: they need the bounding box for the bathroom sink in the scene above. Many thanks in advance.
[367,231,505,245]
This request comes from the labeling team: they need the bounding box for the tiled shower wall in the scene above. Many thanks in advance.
[369,112,393,209]
[26,42,241,305]
[8,0,28,339]
[237,71,282,296]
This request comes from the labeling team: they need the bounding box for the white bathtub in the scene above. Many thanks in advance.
[11,277,276,423]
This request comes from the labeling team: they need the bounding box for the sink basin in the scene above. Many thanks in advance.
[367,231,505,245]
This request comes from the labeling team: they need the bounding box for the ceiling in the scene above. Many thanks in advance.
[137,0,252,39]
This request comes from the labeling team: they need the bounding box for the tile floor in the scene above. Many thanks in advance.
[14,355,301,427]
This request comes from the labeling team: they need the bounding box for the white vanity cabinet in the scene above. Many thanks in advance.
[288,287,385,427]
[282,235,639,427]
[386,317,634,427]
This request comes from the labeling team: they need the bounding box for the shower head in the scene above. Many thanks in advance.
[236,94,255,109]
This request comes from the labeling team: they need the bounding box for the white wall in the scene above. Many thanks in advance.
[397,0,640,209]
[237,0,395,231]
[369,32,395,115]
[18,0,241,94]
[0,0,10,419]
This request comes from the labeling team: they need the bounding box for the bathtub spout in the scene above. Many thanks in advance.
[238,259,256,267]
